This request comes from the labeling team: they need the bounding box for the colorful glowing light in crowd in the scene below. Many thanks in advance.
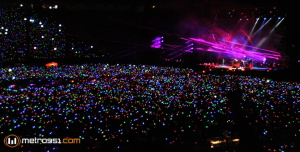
[0,63,298,152]
[0,6,97,65]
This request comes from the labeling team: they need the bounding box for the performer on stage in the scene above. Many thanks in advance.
[241,59,245,67]
[222,59,225,66]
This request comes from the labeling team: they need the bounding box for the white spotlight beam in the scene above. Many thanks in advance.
[270,18,285,33]
[256,18,285,48]
[249,18,259,37]
[252,18,272,37]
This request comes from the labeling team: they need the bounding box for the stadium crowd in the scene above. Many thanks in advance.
[0,3,299,152]
[0,64,299,152]
[0,5,97,66]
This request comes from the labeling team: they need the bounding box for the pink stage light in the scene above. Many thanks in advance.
[186,37,280,61]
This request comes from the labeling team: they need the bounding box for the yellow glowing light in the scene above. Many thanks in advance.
[211,140,222,144]
[152,6,155,8]
[233,139,240,142]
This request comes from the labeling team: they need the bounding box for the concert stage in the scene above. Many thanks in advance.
[203,64,283,72]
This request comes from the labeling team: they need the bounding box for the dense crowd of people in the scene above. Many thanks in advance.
[0,6,27,63]
[0,64,299,152]
[0,3,298,152]
[0,5,97,66]
[239,78,299,151]
[28,13,66,59]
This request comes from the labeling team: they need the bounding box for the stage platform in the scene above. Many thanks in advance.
[207,64,280,71]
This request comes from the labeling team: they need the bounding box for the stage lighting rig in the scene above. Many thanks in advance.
[151,36,163,49]
[185,41,193,53]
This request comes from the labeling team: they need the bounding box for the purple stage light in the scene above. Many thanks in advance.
[221,40,280,55]
[207,37,280,55]
[151,37,163,49]
[183,33,282,61]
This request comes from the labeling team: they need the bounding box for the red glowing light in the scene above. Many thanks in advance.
[46,62,58,67]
